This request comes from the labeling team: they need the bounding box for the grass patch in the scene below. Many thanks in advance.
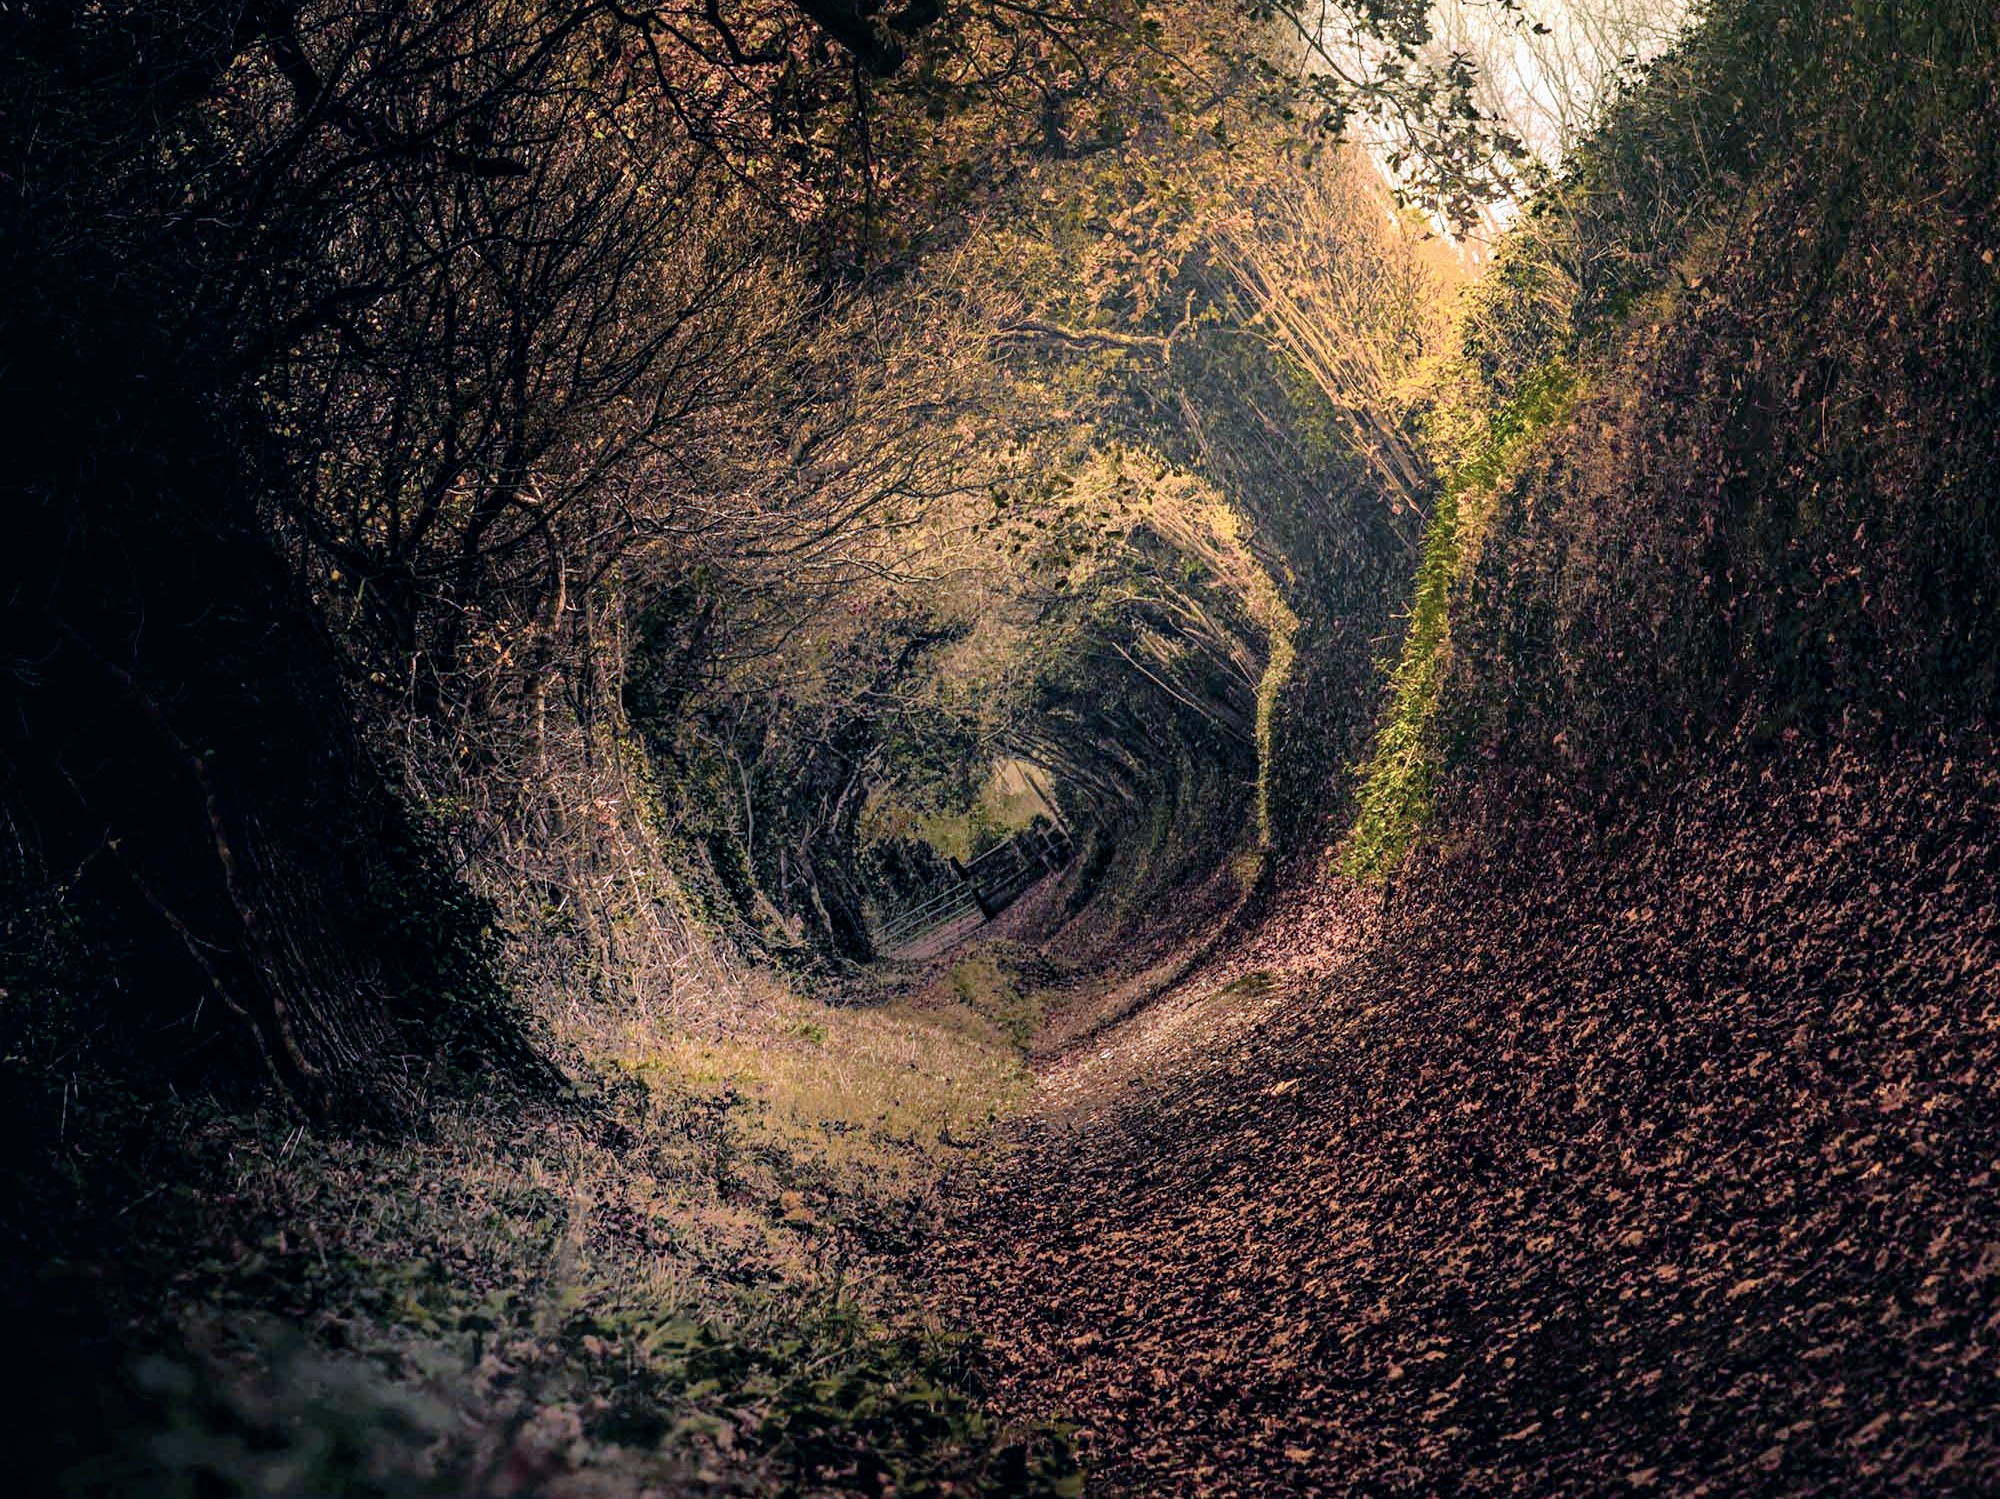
[1216,968,1278,1000]
[941,945,1067,1052]
[16,974,1074,1497]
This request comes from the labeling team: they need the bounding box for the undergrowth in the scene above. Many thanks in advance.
[5,968,1076,1497]
[1349,0,2000,874]
[1343,358,1578,880]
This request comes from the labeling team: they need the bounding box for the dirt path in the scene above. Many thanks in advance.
[1020,876,1379,1120]
[930,754,2000,1497]
[929,877,1391,1494]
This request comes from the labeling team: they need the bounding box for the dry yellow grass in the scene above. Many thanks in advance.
[112,964,1058,1495]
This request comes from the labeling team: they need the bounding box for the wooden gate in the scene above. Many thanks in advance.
[874,823,1075,954]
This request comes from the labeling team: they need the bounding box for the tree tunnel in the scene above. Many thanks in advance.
[621,417,1404,968]
[617,154,1452,969]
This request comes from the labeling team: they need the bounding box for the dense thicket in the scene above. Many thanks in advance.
[0,0,1538,1137]
[1392,0,1999,833]
[0,0,1473,1113]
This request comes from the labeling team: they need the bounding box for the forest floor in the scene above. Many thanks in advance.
[12,940,1076,1498]
[930,741,2000,1498]
[24,744,2000,1498]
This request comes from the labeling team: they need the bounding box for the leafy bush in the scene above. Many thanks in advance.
[1350,0,2000,865]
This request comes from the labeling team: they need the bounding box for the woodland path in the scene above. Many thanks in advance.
[929,875,1392,1496]
[929,761,2000,1499]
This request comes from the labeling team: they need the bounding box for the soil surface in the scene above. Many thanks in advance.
[933,745,2000,1497]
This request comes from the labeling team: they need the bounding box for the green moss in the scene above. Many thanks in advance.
[947,950,1058,1051]
[1251,571,1301,850]
[1343,359,1578,880]
[1217,969,1277,1000]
